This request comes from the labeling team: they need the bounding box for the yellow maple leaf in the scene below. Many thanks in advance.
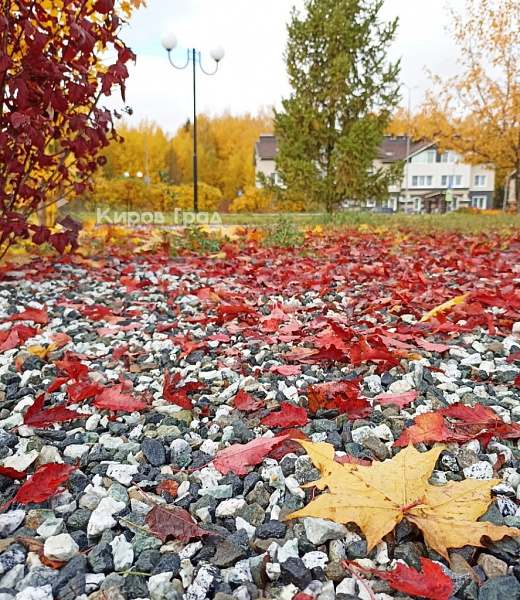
[287,441,520,559]
[26,342,59,359]
[419,293,470,323]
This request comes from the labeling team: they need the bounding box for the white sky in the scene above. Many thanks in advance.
[103,0,465,135]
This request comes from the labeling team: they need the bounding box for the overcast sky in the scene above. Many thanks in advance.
[104,0,465,135]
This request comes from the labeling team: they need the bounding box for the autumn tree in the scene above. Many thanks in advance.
[273,0,401,212]
[0,0,143,259]
[421,0,520,211]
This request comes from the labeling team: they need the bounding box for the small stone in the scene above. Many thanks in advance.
[141,438,166,467]
[463,461,494,480]
[43,533,79,562]
[2,450,38,472]
[212,540,247,568]
[479,575,520,600]
[280,557,312,590]
[215,498,246,518]
[388,379,412,394]
[106,464,138,486]
[303,517,347,545]
[362,436,390,460]
[152,553,181,577]
[0,510,25,537]
[36,518,64,539]
[15,585,54,600]
[0,543,25,575]
[256,520,286,540]
[148,572,178,600]
[324,561,347,582]
[110,534,134,571]
[477,554,508,579]
[87,497,126,537]
[88,542,114,573]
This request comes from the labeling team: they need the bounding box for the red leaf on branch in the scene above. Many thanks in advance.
[0,463,77,511]
[145,505,214,543]
[213,434,291,475]
[92,384,147,412]
[234,390,264,412]
[367,558,453,600]
[261,403,308,428]
[23,395,85,428]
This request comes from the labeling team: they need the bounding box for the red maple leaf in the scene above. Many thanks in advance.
[145,505,214,543]
[23,395,85,428]
[261,403,308,428]
[373,391,419,409]
[393,412,453,447]
[213,434,291,475]
[364,558,453,600]
[0,463,77,512]
[234,389,264,412]
[7,307,48,325]
[92,384,148,412]
[162,369,193,409]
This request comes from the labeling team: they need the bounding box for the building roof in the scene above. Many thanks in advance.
[378,136,433,163]
[254,135,277,161]
[254,134,436,164]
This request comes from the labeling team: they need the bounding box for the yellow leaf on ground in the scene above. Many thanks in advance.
[419,293,470,323]
[26,342,59,359]
[287,441,520,559]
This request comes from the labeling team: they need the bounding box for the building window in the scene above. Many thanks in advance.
[441,175,462,187]
[411,175,433,187]
[474,175,487,186]
[440,151,458,163]
[472,196,487,209]
[411,150,436,164]
[413,197,421,212]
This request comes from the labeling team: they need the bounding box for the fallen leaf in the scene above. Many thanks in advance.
[26,342,59,359]
[361,557,453,600]
[145,505,214,543]
[373,391,419,408]
[0,466,27,479]
[260,403,308,428]
[92,384,148,412]
[0,463,77,511]
[234,390,264,412]
[23,395,85,428]
[419,294,470,323]
[287,441,520,559]
[7,307,49,325]
[393,412,453,447]
[269,364,302,376]
[156,480,179,498]
[213,434,290,475]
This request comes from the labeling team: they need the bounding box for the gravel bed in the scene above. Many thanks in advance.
[0,236,520,600]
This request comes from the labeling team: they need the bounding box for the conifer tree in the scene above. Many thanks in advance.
[274,0,401,212]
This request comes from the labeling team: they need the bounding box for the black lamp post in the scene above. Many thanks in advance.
[161,32,224,213]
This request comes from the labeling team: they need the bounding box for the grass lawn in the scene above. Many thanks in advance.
[71,207,520,234]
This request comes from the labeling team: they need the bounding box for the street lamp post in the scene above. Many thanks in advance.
[161,32,224,213]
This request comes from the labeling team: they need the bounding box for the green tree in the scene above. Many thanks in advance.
[274,0,401,212]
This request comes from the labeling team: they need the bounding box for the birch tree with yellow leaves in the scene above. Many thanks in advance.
[421,0,520,211]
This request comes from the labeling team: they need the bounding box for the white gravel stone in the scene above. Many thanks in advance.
[3,450,38,472]
[512,322,520,334]
[148,572,177,600]
[388,379,412,394]
[87,496,126,537]
[37,446,63,465]
[14,585,53,600]
[463,461,494,480]
[304,517,348,545]
[43,533,79,561]
[235,517,256,540]
[215,498,246,518]
[0,510,25,537]
[63,444,89,459]
[105,463,138,486]
[36,518,64,539]
[185,565,216,600]
[302,551,329,569]
[111,534,134,571]
[461,353,482,366]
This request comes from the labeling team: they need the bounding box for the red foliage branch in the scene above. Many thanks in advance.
[0,0,142,258]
